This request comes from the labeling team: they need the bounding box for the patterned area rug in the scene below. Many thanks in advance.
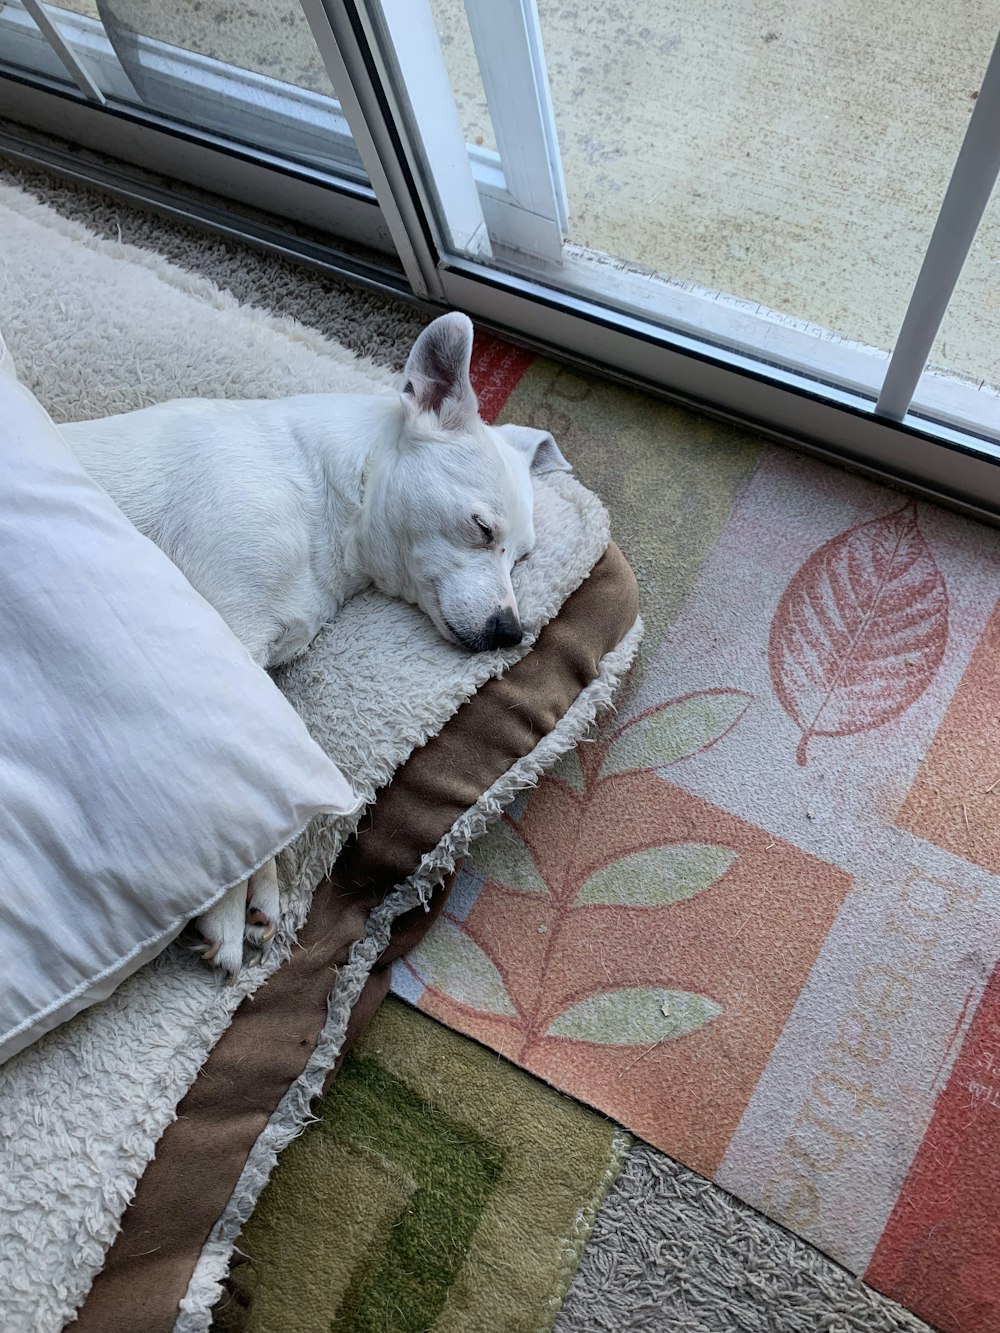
[215,1002,928,1333]
[212,999,628,1332]
[392,358,1000,1332]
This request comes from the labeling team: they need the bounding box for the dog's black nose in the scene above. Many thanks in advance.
[485,609,523,650]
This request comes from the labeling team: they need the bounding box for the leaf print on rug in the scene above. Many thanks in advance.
[400,690,853,1172]
[403,691,744,1054]
[768,500,949,765]
[546,988,722,1043]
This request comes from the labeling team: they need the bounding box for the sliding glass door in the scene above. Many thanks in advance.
[3,0,1000,514]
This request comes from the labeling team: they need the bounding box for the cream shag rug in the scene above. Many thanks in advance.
[0,184,641,1333]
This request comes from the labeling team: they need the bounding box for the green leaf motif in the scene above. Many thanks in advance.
[407,917,517,1017]
[575,843,736,907]
[470,820,547,894]
[602,690,752,777]
[549,746,586,793]
[546,987,722,1044]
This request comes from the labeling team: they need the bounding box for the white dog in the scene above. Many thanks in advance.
[61,312,569,981]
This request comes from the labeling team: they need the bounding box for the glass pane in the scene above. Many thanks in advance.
[3,0,366,182]
[429,0,495,153]
[430,0,998,386]
[68,0,333,93]
[926,187,1000,394]
[0,0,89,93]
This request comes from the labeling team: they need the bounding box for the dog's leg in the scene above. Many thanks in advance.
[196,882,248,984]
[245,857,280,960]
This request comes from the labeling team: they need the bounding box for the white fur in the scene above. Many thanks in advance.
[61,314,567,663]
[60,313,569,978]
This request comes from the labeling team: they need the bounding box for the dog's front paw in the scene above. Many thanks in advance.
[196,882,250,985]
[244,858,280,962]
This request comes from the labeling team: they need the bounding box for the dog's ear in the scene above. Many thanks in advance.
[401,312,477,428]
[496,424,571,475]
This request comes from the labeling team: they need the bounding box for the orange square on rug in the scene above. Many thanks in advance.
[405,753,850,1177]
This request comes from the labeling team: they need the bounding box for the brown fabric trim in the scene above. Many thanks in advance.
[70,543,639,1333]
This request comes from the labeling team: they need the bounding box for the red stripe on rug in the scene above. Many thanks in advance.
[866,960,1000,1333]
[470,331,535,424]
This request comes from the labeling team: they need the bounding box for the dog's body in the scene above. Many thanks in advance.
[65,391,404,668]
[61,313,568,980]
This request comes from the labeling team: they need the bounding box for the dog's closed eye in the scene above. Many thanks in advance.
[473,515,495,545]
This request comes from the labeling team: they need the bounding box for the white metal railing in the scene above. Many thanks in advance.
[18,0,104,103]
[877,32,1000,422]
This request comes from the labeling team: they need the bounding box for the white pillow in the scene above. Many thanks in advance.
[0,340,359,1065]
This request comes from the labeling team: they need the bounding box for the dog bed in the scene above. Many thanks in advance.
[0,183,641,1333]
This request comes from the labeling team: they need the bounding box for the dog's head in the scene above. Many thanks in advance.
[362,312,569,652]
